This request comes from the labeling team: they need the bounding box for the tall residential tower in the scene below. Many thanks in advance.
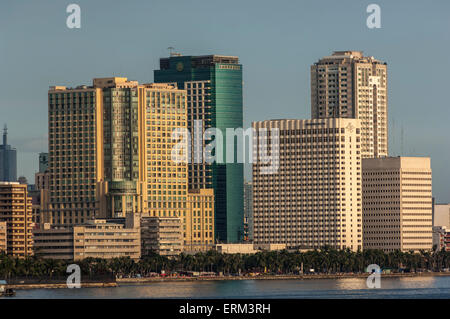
[311,51,388,158]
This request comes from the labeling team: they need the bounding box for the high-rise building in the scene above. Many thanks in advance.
[311,51,388,158]
[0,182,34,257]
[243,180,253,241]
[47,84,105,225]
[46,78,147,226]
[362,157,433,252]
[95,77,146,219]
[0,125,17,182]
[252,118,362,251]
[154,54,244,243]
[143,83,188,219]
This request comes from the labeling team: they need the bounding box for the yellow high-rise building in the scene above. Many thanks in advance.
[0,182,34,257]
[45,78,214,253]
[184,189,215,252]
[142,83,188,218]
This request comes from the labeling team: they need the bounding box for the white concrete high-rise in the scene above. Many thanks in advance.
[252,118,362,251]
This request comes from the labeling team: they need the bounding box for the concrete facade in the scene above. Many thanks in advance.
[73,219,141,260]
[140,216,183,257]
[362,157,433,252]
[252,118,362,251]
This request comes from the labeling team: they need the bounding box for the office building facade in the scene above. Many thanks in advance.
[252,118,362,251]
[362,157,433,252]
[154,54,244,243]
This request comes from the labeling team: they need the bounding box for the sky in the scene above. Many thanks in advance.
[0,0,449,202]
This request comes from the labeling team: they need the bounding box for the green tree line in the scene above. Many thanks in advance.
[1,247,450,278]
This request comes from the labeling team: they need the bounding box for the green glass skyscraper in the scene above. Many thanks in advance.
[154,54,243,243]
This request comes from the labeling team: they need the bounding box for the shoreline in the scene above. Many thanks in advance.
[7,272,450,290]
[9,282,117,290]
[117,272,450,283]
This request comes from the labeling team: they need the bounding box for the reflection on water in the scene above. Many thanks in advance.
[8,276,450,299]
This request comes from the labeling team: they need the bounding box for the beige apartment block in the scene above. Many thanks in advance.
[0,221,6,252]
[311,51,388,158]
[362,157,433,252]
[73,219,141,260]
[140,216,183,257]
[184,189,215,252]
[33,224,74,260]
[252,118,363,251]
[0,182,34,257]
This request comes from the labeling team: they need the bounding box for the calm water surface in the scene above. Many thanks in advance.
[7,276,450,299]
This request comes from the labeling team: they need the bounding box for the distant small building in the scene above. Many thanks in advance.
[432,226,450,252]
[214,243,286,254]
[139,215,183,257]
[33,219,141,260]
[0,125,17,182]
[33,224,73,260]
[73,219,140,260]
[38,152,48,174]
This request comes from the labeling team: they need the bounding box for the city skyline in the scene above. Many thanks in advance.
[1,0,450,203]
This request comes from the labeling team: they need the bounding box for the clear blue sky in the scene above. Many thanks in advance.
[1,0,449,202]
